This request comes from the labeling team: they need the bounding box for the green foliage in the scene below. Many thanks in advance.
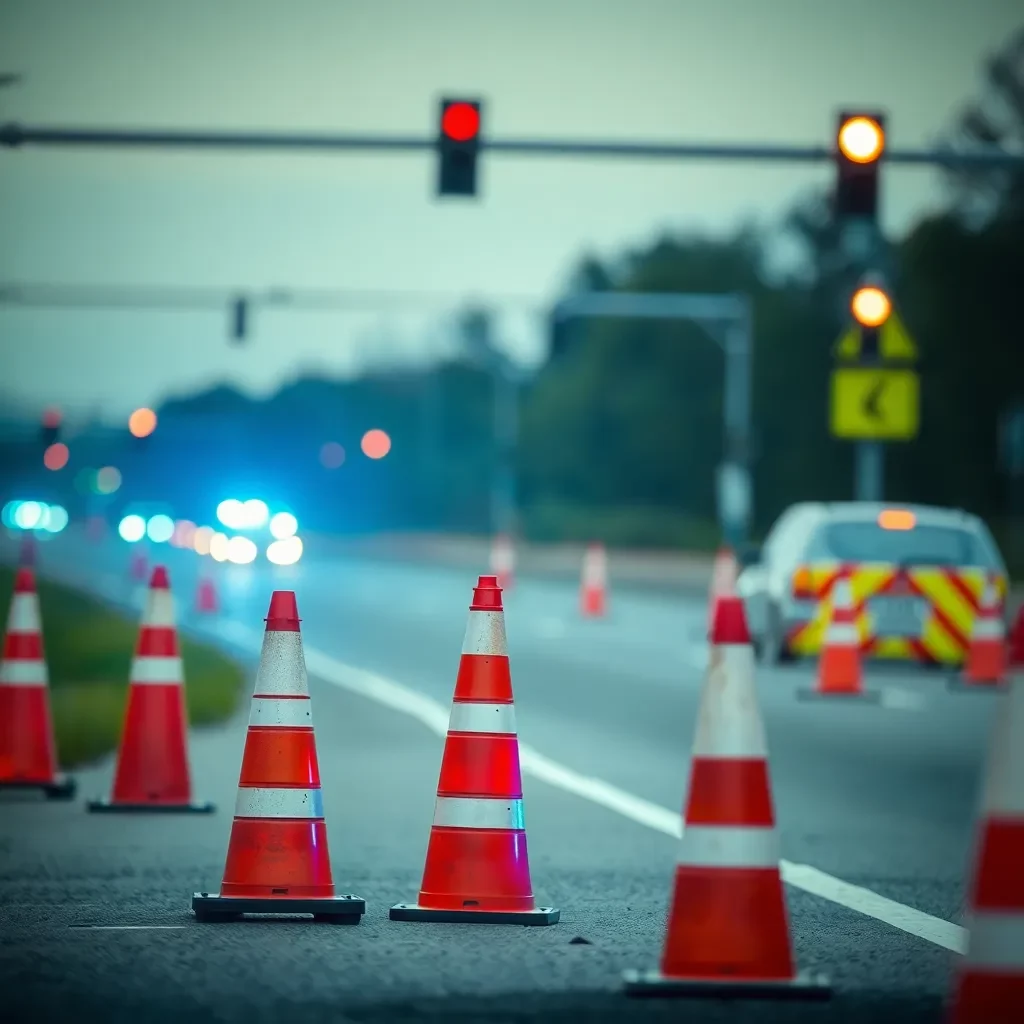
[0,568,246,768]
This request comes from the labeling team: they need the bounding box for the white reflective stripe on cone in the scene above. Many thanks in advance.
[433,796,525,830]
[972,619,1005,640]
[832,579,855,609]
[6,594,42,634]
[253,631,309,696]
[825,623,860,645]
[143,589,177,628]
[462,610,508,657]
[691,646,768,758]
[448,701,517,735]
[130,656,184,684]
[979,677,1024,815]
[0,659,48,686]
[249,696,313,728]
[963,912,1024,970]
[677,824,780,869]
[234,786,324,819]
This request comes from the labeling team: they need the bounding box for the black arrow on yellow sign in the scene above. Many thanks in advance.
[864,378,886,419]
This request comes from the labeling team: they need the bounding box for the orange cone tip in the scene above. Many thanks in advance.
[710,596,751,645]
[14,568,36,594]
[150,566,170,590]
[266,590,300,630]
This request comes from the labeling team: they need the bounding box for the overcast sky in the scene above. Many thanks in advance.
[1,0,1020,421]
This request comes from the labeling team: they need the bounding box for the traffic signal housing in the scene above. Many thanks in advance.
[834,111,886,221]
[40,407,62,448]
[230,297,248,344]
[436,98,482,198]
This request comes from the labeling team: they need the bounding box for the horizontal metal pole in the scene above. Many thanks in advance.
[555,292,745,323]
[2,122,1022,168]
[0,282,543,313]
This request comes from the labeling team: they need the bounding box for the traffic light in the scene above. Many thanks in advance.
[834,111,886,221]
[850,283,891,361]
[436,98,482,197]
[230,297,248,343]
[40,406,61,448]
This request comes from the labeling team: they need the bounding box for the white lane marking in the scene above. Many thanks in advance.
[879,688,928,712]
[201,620,967,955]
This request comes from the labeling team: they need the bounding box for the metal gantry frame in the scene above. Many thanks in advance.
[551,291,754,544]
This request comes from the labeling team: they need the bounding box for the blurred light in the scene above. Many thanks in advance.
[878,509,916,531]
[209,531,230,562]
[243,499,269,528]
[361,429,391,460]
[193,525,214,556]
[15,501,44,530]
[43,443,69,471]
[96,466,122,494]
[146,514,175,544]
[320,442,345,469]
[267,536,303,566]
[227,535,258,565]
[172,519,197,549]
[118,514,146,543]
[2,500,21,529]
[217,498,244,529]
[837,115,885,164]
[269,511,298,540]
[41,406,62,429]
[128,407,157,438]
[851,286,891,328]
[43,505,69,533]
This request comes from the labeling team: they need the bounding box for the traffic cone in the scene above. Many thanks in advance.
[580,542,608,618]
[130,543,148,582]
[18,532,37,568]
[1010,603,1024,669]
[707,546,737,632]
[196,573,218,615]
[193,591,364,922]
[390,574,559,924]
[958,581,1007,688]
[489,534,515,592]
[625,596,829,999]
[0,569,75,799]
[947,661,1024,1021]
[797,577,879,702]
[88,566,213,813]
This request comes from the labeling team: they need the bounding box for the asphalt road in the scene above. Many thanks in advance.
[0,528,1002,1023]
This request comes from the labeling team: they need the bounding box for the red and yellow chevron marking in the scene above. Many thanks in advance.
[786,563,1008,665]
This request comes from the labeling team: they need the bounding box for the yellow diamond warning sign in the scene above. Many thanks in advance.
[835,309,919,362]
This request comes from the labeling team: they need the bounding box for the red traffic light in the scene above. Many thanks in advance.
[441,102,480,142]
[42,406,62,429]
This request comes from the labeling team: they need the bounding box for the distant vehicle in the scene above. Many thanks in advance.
[737,502,1009,667]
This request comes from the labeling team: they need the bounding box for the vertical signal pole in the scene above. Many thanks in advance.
[833,111,887,501]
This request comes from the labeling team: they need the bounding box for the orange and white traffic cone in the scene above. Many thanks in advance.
[625,596,829,999]
[193,591,363,922]
[580,542,608,618]
[18,533,38,568]
[797,577,878,701]
[707,545,738,632]
[959,581,1007,688]
[1010,603,1024,670]
[489,533,515,592]
[129,543,148,583]
[0,569,75,799]
[947,655,1024,1021]
[196,572,218,615]
[88,566,213,813]
[390,574,558,924]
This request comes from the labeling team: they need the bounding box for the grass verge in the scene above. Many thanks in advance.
[0,567,246,768]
